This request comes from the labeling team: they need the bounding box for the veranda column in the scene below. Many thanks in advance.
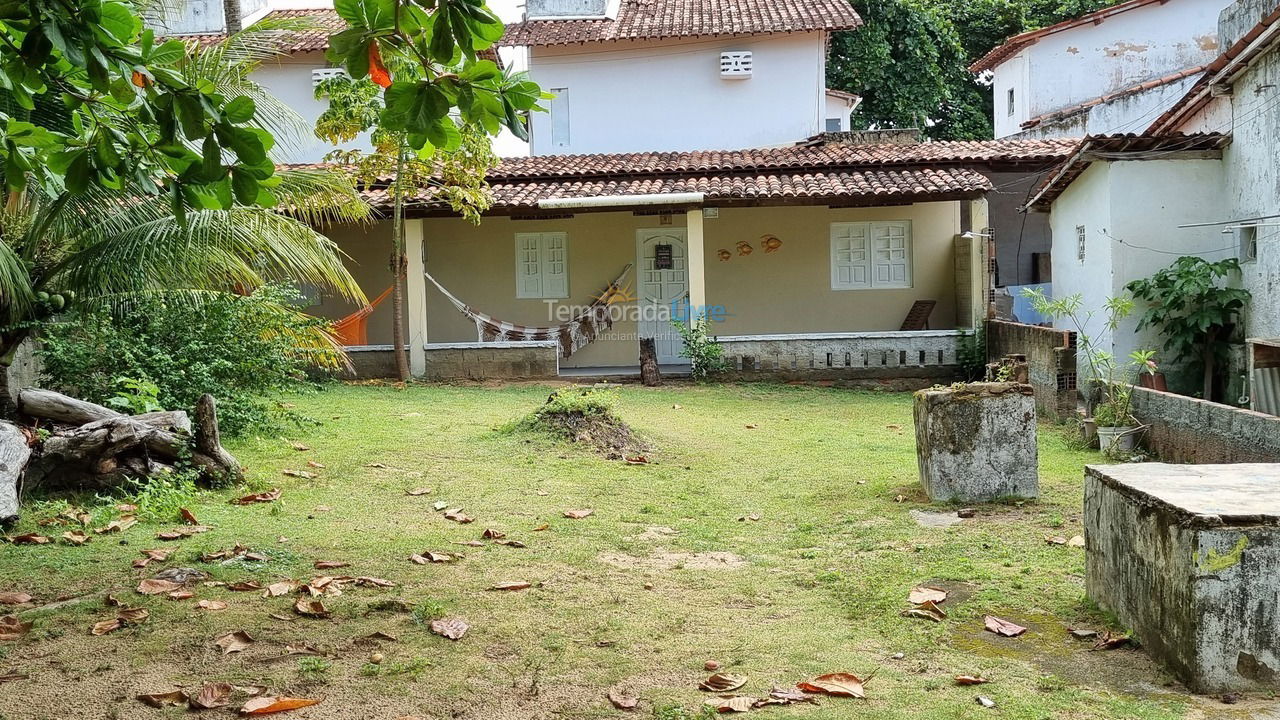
[405,219,429,377]
[685,208,707,317]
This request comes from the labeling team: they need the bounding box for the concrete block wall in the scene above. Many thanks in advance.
[986,320,1077,421]
[422,342,559,381]
[1131,386,1280,463]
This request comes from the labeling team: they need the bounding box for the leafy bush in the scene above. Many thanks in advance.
[957,326,986,381]
[535,386,618,419]
[673,317,729,381]
[39,284,340,436]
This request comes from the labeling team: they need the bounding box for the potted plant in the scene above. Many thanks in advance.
[1022,290,1158,456]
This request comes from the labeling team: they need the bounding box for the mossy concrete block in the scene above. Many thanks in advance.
[1085,463,1280,694]
[913,382,1038,502]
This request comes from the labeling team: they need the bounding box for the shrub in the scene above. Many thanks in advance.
[673,317,729,381]
[39,284,340,436]
[534,386,618,419]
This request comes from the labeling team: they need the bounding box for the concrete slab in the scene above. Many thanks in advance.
[1085,463,1280,694]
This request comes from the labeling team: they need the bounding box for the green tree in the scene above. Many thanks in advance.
[317,0,544,381]
[829,0,1123,140]
[1125,256,1251,402]
[0,22,368,373]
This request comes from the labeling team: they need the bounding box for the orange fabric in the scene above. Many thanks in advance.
[332,286,395,346]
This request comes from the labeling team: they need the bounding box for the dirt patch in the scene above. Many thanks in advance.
[535,410,650,458]
[634,526,680,541]
[598,551,747,571]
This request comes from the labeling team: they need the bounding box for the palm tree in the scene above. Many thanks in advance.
[0,19,368,373]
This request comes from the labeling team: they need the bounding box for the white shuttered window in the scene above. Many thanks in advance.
[830,221,912,290]
[514,232,569,299]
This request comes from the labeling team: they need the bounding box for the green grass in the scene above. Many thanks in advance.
[0,382,1224,719]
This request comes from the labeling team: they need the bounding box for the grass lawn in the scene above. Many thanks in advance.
[0,382,1259,719]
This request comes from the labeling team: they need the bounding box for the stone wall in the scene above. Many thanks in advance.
[420,342,559,381]
[1130,386,1280,463]
[717,331,962,387]
[985,319,1077,421]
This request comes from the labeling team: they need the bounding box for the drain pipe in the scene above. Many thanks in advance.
[537,192,705,210]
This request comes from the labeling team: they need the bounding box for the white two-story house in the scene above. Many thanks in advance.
[974,0,1232,139]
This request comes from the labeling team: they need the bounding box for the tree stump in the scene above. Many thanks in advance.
[639,338,662,387]
[0,421,30,523]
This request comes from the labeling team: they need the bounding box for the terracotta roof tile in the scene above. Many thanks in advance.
[357,167,993,211]
[970,0,1166,73]
[501,0,861,47]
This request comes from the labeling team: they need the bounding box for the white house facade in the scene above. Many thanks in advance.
[974,0,1232,139]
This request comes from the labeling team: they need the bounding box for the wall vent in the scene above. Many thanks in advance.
[312,68,349,87]
[720,51,752,78]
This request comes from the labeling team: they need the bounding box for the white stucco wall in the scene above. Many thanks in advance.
[991,0,1229,138]
[1049,158,1232,380]
[824,93,856,132]
[526,32,826,154]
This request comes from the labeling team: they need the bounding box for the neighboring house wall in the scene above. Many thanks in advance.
[824,94,855,132]
[527,33,826,154]
[991,0,1228,138]
[252,52,374,164]
[311,202,964,368]
[1019,75,1204,138]
[987,170,1053,287]
[1048,158,1232,383]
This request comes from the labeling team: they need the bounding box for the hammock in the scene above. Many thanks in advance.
[425,264,634,359]
[332,285,396,346]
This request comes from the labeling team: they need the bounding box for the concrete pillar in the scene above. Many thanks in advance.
[685,208,706,318]
[913,382,1039,501]
[405,219,428,377]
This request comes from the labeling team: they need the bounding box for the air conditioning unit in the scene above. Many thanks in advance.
[311,68,349,87]
[720,51,752,79]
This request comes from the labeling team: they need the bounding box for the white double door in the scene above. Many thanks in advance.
[636,229,689,364]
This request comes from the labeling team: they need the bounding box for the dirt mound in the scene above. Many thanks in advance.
[518,387,651,459]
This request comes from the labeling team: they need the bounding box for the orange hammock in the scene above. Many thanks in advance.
[332,285,395,346]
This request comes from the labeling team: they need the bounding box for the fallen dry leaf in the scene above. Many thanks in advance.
[0,615,32,640]
[240,696,321,715]
[1067,535,1085,548]
[908,585,948,605]
[61,530,90,545]
[291,442,310,451]
[706,696,756,713]
[0,592,32,605]
[532,523,550,531]
[796,672,871,699]
[481,528,505,539]
[698,673,747,692]
[228,581,263,592]
[90,618,123,636]
[955,675,990,685]
[429,617,468,640]
[156,525,211,540]
[984,615,1028,637]
[452,540,484,547]
[625,456,650,465]
[215,630,254,654]
[190,682,232,710]
[137,690,188,708]
[262,581,295,598]
[354,577,395,588]
[366,462,388,468]
[496,539,527,548]
[744,424,758,429]
[901,600,947,622]
[977,695,997,708]
[314,561,349,570]
[137,578,182,595]
[608,690,639,710]
[431,500,448,511]
[231,489,281,505]
[443,509,474,524]
[563,509,594,519]
[282,469,316,479]
[406,487,432,496]
[766,687,818,705]
[168,590,194,600]
[180,507,200,525]
[141,549,172,562]
[1092,631,1131,651]
[1045,536,1068,546]
[306,460,325,469]
[95,516,137,534]
[294,598,331,618]
[1067,627,1098,640]
[410,551,455,564]
[10,533,50,545]
[117,607,150,624]
[488,581,532,592]
[197,600,229,611]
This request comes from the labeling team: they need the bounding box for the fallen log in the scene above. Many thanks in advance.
[17,389,190,432]
[0,421,30,523]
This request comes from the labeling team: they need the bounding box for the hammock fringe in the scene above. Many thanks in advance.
[425,264,634,359]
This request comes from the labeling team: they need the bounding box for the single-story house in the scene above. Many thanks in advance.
[306,138,1075,382]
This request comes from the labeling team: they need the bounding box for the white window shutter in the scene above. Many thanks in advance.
[540,232,569,298]
[871,222,911,288]
[515,234,544,298]
[830,222,870,289]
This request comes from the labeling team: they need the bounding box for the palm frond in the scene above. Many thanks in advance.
[54,205,366,305]
[274,169,372,227]
[0,237,33,326]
